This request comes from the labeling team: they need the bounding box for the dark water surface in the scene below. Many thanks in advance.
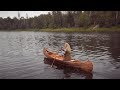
[0,31,120,79]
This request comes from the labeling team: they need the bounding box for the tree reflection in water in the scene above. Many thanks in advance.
[109,33,120,62]
[108,33,120,69]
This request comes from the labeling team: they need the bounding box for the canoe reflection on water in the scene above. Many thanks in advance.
[44,58,93,79]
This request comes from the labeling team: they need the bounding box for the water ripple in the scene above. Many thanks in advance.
[0,31,120,79]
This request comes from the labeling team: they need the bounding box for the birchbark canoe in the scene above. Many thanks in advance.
[43,48,93,73]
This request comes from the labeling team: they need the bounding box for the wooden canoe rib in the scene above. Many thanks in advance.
[43,48,93,73]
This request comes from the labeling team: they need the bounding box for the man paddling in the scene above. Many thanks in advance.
[62,42,72,61]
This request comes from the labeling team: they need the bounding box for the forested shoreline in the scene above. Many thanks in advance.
[0,11,120,31]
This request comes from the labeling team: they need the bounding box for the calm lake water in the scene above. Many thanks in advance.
[0,31,120,79]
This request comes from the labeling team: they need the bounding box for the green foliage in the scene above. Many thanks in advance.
[78,12,90,27]
[0,11,120,31]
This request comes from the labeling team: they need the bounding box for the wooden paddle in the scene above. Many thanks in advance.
[51,48,60,67]
[51,48,64,67]
[51,56,56,67]
[51,47,74,67]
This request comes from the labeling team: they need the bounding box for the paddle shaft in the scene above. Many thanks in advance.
[51,56,56,67]
[51,48,64,67]
[51,48,60,67]
[51,48,74,67]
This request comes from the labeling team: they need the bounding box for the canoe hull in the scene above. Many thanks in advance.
[43,48,93,73]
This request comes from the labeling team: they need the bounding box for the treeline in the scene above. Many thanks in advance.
[0,11,120,30]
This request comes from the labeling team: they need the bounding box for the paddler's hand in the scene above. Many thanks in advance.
[61,47,65,51]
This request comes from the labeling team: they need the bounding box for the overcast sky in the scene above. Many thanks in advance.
[0,11,50,18]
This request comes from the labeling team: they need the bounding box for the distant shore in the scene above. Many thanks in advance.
[40,27,120,32]
[0,27,120,32]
